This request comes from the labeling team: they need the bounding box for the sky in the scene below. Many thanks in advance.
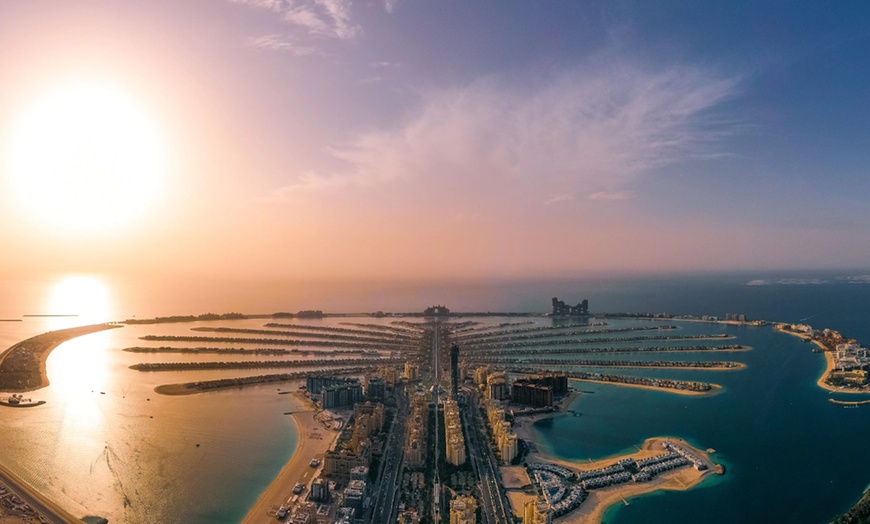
[1,1,870,284]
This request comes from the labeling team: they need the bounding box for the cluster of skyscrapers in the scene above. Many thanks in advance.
[482,399,519,463]
[306,375,364,409]
[404,392,429,468]
[443,399,466,466]
[511,373,568,408]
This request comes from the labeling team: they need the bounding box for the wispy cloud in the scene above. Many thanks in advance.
[588,191,630,201]
[248,34,322,55]
[276,60,740,202]
[384,0,399,14]
[232,0,361,40]
[359,75,383,84]
[544,194,575,205]
[230,0,291,12]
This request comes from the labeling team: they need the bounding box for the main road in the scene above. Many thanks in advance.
[369,384,408,524]
[462,387,512,524]
[431,320,442,524]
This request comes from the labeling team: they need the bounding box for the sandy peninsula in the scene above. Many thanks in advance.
[0,324,122,392]
[569,378,723,396]
[513,410,721,523]
[242,394,341,523]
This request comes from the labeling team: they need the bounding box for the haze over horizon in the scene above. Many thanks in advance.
[2,2,869,283]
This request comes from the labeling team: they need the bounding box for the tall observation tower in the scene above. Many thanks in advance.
[450,344,460,399]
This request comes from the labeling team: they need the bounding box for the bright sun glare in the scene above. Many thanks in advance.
[6,82,166,232]
[47,275,112,326]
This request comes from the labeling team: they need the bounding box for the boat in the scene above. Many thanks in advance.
[0,394,46,408]
[309,458,321,467]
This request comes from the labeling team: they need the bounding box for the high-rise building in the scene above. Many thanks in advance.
[380,366,400,388]
[443,399,466,466]
[350,466,369,482]
[353,402,385,433]
[366,376,386,401]
[323,440,371,485]
[523,501,552,524]
[322,382,364,409]
[511,379,553,408]
[474,366,490,387]
[310,476,329,502]
[404,361,420,381]
[398,508,420,524]
[486,371,509,400]
[405,394,430,468]
[499,432,518,463]
[450,344,460,399]
[449,495,477,524]
[551,297,589,316]
[343,480,365,517]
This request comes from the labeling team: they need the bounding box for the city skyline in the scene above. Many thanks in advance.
[1,2,869,283]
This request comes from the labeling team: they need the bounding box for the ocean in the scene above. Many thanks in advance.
[1,269,869,523]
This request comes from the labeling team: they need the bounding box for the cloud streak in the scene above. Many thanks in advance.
[232,0,361,40]
[276,60,740,204]
[248,34,322,55]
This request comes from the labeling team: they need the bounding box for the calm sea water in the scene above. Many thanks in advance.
[1,269,869,523]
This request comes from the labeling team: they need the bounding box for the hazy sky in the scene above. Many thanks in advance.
[1,1,869,282]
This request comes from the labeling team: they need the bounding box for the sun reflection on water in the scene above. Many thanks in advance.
[43,275,117,429]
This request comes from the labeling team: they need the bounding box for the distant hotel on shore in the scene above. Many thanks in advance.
[551,297,589,316]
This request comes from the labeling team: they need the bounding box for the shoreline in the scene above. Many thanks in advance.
[514,409,720,523]
[242,394,340,523]
[0,324,122,392]
[0,460,81,524]
[565,437,718,524]
[774,324,870,395]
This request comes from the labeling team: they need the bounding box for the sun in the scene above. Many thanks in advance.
[5,82,167,232]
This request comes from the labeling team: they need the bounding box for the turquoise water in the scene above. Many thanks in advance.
[0,318,301,523]
[531,319,870,523]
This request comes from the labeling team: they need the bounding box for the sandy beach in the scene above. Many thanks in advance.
[774,324,870,395]
[242,394,340,523]
[513,403,721,523]
[0,461,81,524]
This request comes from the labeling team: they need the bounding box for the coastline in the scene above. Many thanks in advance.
[514,409,720,524]
[242,394,340,523]
[582,362,745,371]
[153,382,199,395]
[774,324,870,395]
[0,461,81,524]
[0,324,122,392]
[0,324,126,523]
[564,437,717,524]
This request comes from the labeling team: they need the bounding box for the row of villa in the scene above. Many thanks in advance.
[524,441,709,518]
